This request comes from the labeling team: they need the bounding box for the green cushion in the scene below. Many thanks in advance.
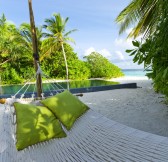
[13,102,66,151]
[41,90,89,130]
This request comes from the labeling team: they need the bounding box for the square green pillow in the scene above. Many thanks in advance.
[41,90,89,130]
[13,102,66,151]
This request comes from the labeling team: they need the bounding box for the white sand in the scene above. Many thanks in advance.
[80,76,168,137]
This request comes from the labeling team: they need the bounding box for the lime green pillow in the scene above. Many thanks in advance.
[41,90,89,130]
[13,102,66,151]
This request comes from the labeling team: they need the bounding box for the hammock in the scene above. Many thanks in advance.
[1,100,168,162]
[0,65,168,161]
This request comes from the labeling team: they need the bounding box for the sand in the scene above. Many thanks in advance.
[80,76,168,137]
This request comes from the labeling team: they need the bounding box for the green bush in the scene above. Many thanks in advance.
[1,68,23,84]
[84,52,124,79]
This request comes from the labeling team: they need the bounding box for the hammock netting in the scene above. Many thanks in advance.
[0,64,168,162]
[1,103,168,162]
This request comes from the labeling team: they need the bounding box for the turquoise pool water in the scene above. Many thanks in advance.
[0,80,118,96]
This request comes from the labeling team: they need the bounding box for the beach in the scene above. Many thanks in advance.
[80,76,168,137]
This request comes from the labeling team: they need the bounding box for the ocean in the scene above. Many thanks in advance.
[122,69,147,77]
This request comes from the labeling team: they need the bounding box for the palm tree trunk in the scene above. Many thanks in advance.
[61,43,69,90]
[28,0,42,98]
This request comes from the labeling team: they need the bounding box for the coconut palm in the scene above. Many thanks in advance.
[42,13,77,90]
[116,0,162,38]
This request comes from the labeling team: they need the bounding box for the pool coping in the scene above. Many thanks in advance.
[70,83,137,94]
[0,83,137,98]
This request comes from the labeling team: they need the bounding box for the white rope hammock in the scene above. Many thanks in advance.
[0,103,168,162]
[0,64,168,161]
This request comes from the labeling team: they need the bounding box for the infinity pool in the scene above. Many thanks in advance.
[0,80,119,96]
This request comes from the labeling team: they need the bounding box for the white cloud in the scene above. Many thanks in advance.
[84,47,112,59]
[114,28,143,51]
[99,49,111,58]
[84,47,95,56]
[115,51,124,60]
[125,27,133,35]
[114,38,133,49]
[114,38,123,45]
[111,36,144,69]
[78,37,144,69]
[115,61,143,69]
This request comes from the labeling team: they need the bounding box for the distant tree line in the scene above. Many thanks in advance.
[0,14,123,84]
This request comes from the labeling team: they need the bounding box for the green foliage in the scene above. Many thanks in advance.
[116,0,162,38]
[68,60,91,80]
[0,14,37,84]
[1,66,23,84]
[41,44,90,80]
[126,35,168,98]
[42,13,77,88]
[118,0,168,99]
[0,13,122,86]
[84,52,124,79]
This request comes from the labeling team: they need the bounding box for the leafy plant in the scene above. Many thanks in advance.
[84,52,124,79]
[117,0,168,100]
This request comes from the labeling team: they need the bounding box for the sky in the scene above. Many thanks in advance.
[0,0,143,69]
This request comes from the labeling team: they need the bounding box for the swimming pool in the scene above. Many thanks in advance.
[0,79,119,96]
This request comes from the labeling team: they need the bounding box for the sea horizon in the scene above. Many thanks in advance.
[122,69,147,77]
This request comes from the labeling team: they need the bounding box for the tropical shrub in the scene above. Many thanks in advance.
[84,52,124,78]
[126,38,168,98]
[1,66,23,84]
[41,44,90,80]
[68,60,91,80]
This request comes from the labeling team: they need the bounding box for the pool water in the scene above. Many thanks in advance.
[0,80,119,96]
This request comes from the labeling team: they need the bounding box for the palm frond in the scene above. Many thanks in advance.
[116,0,161,38]
[40,37,57,61]
[64,29,78,37]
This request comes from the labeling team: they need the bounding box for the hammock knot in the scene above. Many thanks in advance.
[36,63,42,75]
[41,93,45,99]
[31,94,35,99]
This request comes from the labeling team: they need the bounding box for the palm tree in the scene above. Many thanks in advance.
[42,13,77,90]
[116,0,162,38]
